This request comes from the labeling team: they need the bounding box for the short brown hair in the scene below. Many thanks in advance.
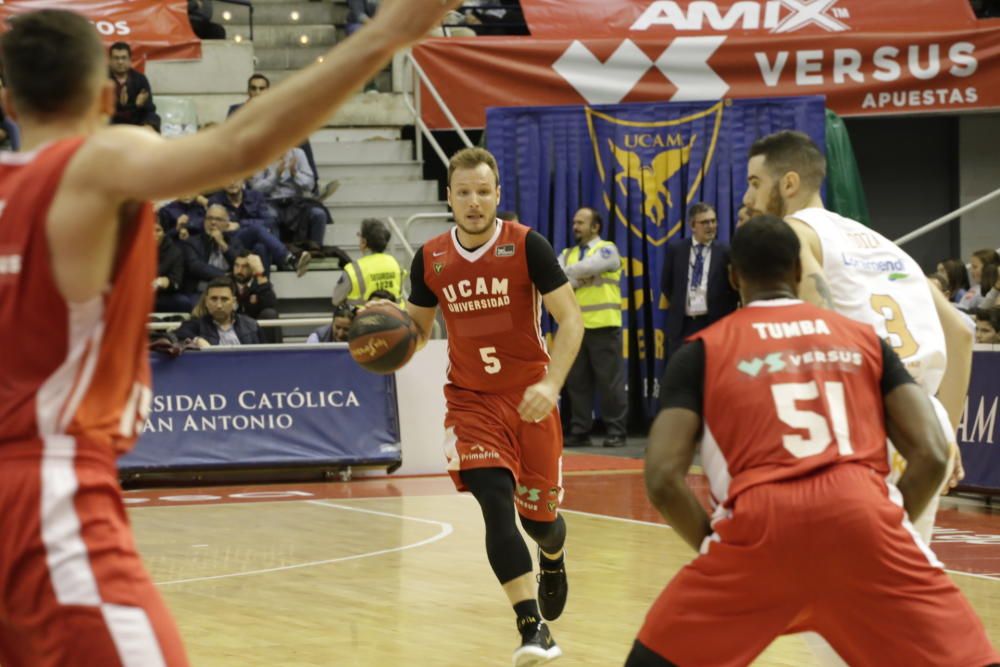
[749,130,827,192]
[1,10,105,117]
[687,202,716,223]
[447,147,499,187]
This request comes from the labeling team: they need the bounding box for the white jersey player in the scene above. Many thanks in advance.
[743,130,975,666]
[743,130,973,539]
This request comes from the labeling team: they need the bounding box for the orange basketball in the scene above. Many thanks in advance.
[347,303,418,374]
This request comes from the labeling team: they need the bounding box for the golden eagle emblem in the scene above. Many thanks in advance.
[607,134,696,228]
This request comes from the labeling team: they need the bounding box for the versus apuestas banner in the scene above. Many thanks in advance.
[118,347,401,471]
[413,0,1000,128]
[956,348,1000,492]
[487,95,826,420]
[0,0,201,65]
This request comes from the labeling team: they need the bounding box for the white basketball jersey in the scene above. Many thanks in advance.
[792,207,946,395]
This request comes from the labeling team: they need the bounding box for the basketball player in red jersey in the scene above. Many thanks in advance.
[625,216,998,667]
[399,148,584,666]
[0,3,462,665]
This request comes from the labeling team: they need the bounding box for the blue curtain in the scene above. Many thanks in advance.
[487,96,827,423]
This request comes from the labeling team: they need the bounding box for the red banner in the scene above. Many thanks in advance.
[520,0,980,38]
[414,25,1000,128]
[413,0,1000,127]
[0,0,201,65]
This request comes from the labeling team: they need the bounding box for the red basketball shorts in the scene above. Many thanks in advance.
[0,446,189,667]
[636,463,999,667]
[443,384,564,522]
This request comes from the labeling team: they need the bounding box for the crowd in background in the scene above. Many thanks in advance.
[931,248,1000,343]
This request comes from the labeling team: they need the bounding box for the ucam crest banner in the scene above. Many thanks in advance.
[487,95,826,421]
[956,348,1000,492]
[118,347,401,472]
[412,0,1000,128]
[0,0,201,65]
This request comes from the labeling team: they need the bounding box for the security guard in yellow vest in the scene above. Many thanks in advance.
[558,207,628,448]
[332,218,403,306]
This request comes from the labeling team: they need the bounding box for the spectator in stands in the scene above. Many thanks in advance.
[176,277,261,347]
[307,304,356,343]
[232,251,282,344]
[979,261,1000,310]
[154,220,190,312]
[108,42,160,132]
[332,218,403,306]
[938,258,971,304]
[200,202,309,278]
[159,193,209,239]
[497,210,520,222]
[188,0,226,39]
[927,272,950,299]
[250,148,335,258]
[957,248,1000,311]
[974,308,1000,344]
[455,0,528,35]
[181,204,245,297]
[210,178,281,238]
[227,74,339,201]
[347,0,379,27]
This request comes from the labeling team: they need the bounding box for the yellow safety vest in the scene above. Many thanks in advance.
[345,253,403,306]
[561,240,622,329]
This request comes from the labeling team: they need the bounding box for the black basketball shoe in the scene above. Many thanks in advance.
[537,548,568,621]
[513,618,562,667]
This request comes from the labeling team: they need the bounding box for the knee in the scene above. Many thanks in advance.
[520,514,566,550]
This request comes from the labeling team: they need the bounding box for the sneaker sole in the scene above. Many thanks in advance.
[512,645,562,667]
[295,252,312,277]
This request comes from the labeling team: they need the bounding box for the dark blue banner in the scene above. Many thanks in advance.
[957,349,1000,491]
[486,96,826,421]
[119,347,401,471]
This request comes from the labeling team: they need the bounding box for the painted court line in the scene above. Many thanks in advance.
[153,500,453,587]
[562,508,1000,582]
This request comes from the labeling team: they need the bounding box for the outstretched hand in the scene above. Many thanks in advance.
[518,380,559,423]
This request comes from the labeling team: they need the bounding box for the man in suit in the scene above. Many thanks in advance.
[662,202,739,357]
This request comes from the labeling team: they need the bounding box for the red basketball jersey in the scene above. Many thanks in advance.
[0,139,155,460]
[421,220,548,393]
[692,299,890,508]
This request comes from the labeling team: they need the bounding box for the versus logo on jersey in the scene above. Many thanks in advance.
[495,244,516,257]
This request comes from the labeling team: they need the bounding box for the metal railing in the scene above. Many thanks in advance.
[400,51,474,170]
[893,185,1000,247]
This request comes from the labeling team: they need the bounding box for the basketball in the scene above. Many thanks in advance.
[347,303,418,374]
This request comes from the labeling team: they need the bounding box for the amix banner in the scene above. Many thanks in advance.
[119,347,401,472]
[413,0,1000,128]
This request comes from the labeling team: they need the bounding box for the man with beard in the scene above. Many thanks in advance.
[388,147,583,666]
[175,277,261,347]
[743,130,976,666]
[661,202,739,358]
[557,206,627,448]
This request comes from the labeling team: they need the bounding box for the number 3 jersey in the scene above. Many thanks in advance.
[792,208,946,395]
[408,219,568,394]
[664,300,912,510]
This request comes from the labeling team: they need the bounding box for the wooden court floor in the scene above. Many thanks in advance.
[127,465,1000,666]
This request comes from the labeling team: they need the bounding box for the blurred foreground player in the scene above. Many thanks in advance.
[625,216,998,667]
[400,148,584,666]
[0,2,463,664]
